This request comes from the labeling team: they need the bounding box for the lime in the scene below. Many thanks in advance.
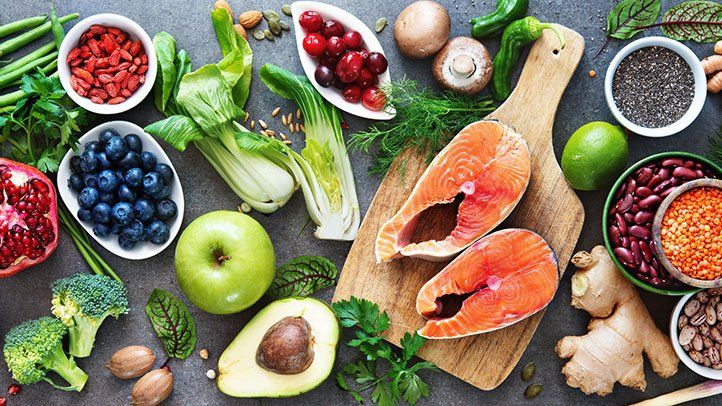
[561,122,628,191]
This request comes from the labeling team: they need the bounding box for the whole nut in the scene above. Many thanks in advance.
[233,24,248,39]
[707,304,718,325]
[684,299,701,317]
[239,11,263,28]
[131,369,173,406]
[679,325,697,346]
[107,346,155,379]
[213,0,233,16]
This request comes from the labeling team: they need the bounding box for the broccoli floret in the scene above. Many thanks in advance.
[51,273,129,358]
[3,317,88,391]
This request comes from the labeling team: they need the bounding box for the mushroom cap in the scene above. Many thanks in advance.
[432,37,493,94]
[393,1,451,60]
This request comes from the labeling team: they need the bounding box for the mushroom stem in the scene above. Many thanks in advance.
[451,55,476,79]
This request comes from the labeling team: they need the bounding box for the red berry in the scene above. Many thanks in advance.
[366,52,388,75]
[7,384,20,396]
[342,31,362,49]
[303,33,326,57]
[362,86,386,111]
[355,68,378,88]
[342,84,362,103]
[321,19,345,38]
[315,65,334,87]
[319,54,339,70]
[358,48,370,61]
[335,51,364,83]
[299,11,323,32]
[325,36,346,57]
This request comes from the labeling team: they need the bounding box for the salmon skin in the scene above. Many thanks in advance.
[416,229,558,339]
[375,120,531,262]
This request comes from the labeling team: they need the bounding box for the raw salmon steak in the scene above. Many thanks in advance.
[416,229,558,339]
[375,120,530,262]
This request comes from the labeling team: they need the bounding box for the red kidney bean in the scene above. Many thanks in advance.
[610,226,621,245]
[636,167,653,184]
[653,179,675,194]
[648,174,663,189]
[639,195,662,209]
[617,194,633,213]
[624,212,635,223]
[622,236,630,248]
[673,166,698,180]
[614,184,625,199]
[636,186,653,198]
[631,204,639,213]
[616,214,627,235]
[639,240,653,262]
[629,225,651,239]
[639,260,650,274]
[662,158,684,167]
[626,178,636,194]
[634,211,654,224]
[661,186,678,197]
[695,169,705,178]
[631,240,642,265]
[684,160,695,168]
[614,247,634,265]
[659,168,671,180]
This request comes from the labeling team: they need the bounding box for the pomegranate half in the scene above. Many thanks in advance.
[0,158,58,277]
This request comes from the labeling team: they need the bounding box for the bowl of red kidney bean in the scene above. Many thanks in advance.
[603,151,722,295]
[58,13,157,115]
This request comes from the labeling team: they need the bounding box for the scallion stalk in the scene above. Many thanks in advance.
[631,380,722,405]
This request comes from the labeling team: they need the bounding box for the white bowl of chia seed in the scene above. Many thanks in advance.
[605,36,707,138]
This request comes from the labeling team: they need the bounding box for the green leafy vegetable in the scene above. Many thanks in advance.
[211,8,253,108]
[332,297,438,405]
[708,128,722,167]
[658,1,722,43]
[145,289,197,360]
[153,32,177,113]
[267,255,338,299]
[605,0,661,40]
[350,78,496,176]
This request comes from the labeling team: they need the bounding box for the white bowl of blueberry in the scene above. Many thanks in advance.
[57,120,184,260]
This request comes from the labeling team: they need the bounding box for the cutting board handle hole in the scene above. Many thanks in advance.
[552,49,560,55]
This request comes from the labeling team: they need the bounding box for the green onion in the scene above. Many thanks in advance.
[0,41,55,77]
[0,13,78,57]
[0,15,47,39]
[630,380,722,405]
[0,51,57,90]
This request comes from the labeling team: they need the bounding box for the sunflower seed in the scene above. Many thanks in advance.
[259,119,268,129]
[282,115,287,126]
[375,17,387,33]
[252,30,265,40]
[281,5,292,16]
[263,10,280,22]
[296,108,301,119]
[263,29,274,41]
[272,107,281,117]
[243,111,250,123]
[250,120,256,129]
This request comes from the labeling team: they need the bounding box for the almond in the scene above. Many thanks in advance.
[214,0,233,16]
[238,10,263,29]
[233,24,247,40]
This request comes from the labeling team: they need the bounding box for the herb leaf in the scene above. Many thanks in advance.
[606,0,661,40]
[659,1,722,43]
[145,289,197,359]
[266,255,338,299]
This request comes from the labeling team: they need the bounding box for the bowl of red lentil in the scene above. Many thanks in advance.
[652,179,722,288]
[603,151,722,295]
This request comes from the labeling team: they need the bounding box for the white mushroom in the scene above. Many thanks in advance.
[432,37,493,94]
[393,1,451,59]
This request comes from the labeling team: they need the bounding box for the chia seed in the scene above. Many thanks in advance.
[612,46,695,128]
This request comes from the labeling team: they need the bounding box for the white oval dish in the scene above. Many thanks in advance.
[291,1,395,120]
[604,36,706,138]
[57,121,184,260]
[669,292,722,379]
[57,13,157,115]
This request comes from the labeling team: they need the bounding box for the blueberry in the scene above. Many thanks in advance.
[152,185,171,200]
[70,156,82,174]
[118,234,137,250]
[92,221,112,237]
[79,150,100,173]
[121,220,145,242]
[153,163,174,184]
[83,173,98,188]
[98,128,119,145]
[155,200,178,221]
[118,151,141,170]
[77,208,93,222]
[97,169,121,193]
[96,152,112,169]
[134,199,155,223]
[117,184,136,203]
[140,151,157,172]
[68,173,85,193]
[78,187,100,208]
[104,136,128,161]
[124,133,143,153]
[146,220,170,245]
[142,172,164,195]
[125,168,144,188]
[85,141,102,153]
[92,202,112,223]
[111,223,122,235]
[99,192,115,205]
[115,169,125,181]
[111,202,135,226]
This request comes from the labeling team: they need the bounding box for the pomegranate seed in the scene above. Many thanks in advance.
[8,384,20,395]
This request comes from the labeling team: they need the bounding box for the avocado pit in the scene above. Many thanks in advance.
[256,316,315,375]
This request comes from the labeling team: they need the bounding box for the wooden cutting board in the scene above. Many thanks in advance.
[333,26,585,390]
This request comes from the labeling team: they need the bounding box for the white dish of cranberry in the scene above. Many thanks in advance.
[292,1,394,121]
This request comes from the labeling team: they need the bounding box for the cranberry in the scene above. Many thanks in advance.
[342,84,362,103]
[325,36,346,57]
[299,11,323,32]
[321,19,345,38]
[342,31,362,49]
[358,48,370,61]
[355,68,378,88]
[315,65,335,87]
[362,86,386,111]
[335,51,364,83]
[302,33,326,57]
[319,54,338,70]
[7,384,20,396]
[366,52,388,75]
[332,76,346,89]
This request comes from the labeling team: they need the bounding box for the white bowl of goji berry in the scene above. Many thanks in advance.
[58,13,157,115]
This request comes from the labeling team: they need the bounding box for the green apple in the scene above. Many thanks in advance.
[174,210,275,314]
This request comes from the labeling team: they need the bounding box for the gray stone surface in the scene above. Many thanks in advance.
[1,0,720,404]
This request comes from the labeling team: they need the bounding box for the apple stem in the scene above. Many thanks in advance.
[217,255,232,263]
[161,358,171,371]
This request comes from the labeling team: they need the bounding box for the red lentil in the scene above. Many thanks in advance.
[660,187,722,280]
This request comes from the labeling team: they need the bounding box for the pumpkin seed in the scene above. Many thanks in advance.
[279,20,291,31]
[252,29,265,40]
[524,383,542,399]
[263,10,280,22]
[521,362,535,381]
[263,29,275,41]
[269,20,282,36]
[281,5,292,16]
[375,17,387,33]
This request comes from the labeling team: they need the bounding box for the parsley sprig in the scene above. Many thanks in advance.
[333,297,437,405]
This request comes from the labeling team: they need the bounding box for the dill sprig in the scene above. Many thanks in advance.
[709,128,722,167]
[350,78,496,176]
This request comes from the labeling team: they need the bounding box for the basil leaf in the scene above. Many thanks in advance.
[145,115,204,152]
[266,255,338,299]
[606,0,661,40]
[660,1,722,43]
[145,289,197,359]
[152,32,177,113]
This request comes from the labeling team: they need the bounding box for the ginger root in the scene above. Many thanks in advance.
[702,43,722,93]
[555,246,678,396]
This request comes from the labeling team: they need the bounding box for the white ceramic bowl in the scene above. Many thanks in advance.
[291,1,395,120]
[604,36,706,138]
[58,13,157,115]
[669,292,722,379]
[57,121,184,260]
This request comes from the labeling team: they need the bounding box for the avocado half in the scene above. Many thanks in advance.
[217,297,339,398]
